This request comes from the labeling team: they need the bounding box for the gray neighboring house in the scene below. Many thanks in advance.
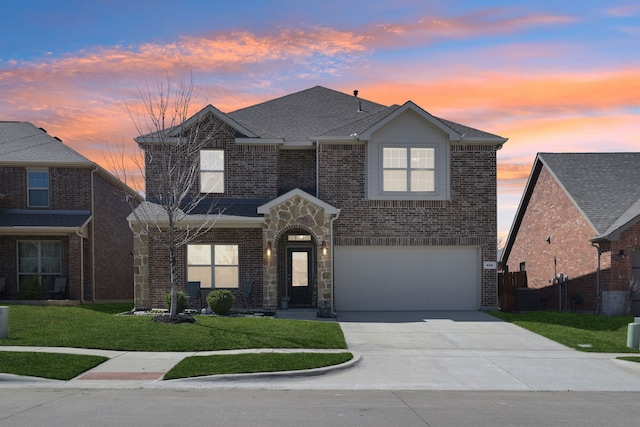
[0,121,139,301]
[131,86,507,312]
[500,153,640,314]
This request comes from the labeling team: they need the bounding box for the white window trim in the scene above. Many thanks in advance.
[200,149,225,194]
[380,145,436,194]
[17,240,62,288]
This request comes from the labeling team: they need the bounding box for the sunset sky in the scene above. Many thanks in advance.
[1,0,639,245]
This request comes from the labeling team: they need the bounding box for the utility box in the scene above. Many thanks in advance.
[514,288,541,311]
[0,306,8,339]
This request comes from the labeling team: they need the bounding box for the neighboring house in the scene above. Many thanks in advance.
[131,86,507,311]
[0,122,140,301]
[500,153,640,314]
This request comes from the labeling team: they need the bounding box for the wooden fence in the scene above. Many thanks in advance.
[498,271,528,312]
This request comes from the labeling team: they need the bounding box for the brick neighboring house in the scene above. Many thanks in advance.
[0,121,140,302]
[131,86,507,312]
[499,153,640,315]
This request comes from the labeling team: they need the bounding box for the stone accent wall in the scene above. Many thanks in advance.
[262,195,334,310]
[318,143,499,309]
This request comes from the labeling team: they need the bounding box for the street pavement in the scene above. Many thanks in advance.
[1,311,640,391]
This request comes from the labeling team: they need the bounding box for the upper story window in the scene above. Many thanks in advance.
[27,169,49,207]
[382,147,435,192]
[200,149,224,193]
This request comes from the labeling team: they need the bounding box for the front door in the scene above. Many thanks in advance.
[287,247,313,306]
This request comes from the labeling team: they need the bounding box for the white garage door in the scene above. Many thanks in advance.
[335,246,480,311]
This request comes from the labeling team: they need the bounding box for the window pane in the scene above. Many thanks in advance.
[383,148,407,168]
[214,266,238,288]
[411,170,435,192]
[215,245,238,266]
[410,148,434,169]
[201,172,224,193]
[188,266,212,288]
[188,244,211,265]
[29,189,49,207]
[201,150,224,170]
[18,242,39,273]
[292,252,308,287]
[28,170,49,187]
[383,170,407,192]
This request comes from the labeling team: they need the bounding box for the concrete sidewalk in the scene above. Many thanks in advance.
[2,311,640,390]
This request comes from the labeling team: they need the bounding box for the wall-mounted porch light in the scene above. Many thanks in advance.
[266,241,272,257]
[620,249,626,259]
[321,240,328,256]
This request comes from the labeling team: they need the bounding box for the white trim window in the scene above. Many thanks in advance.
[187,244,239,288]
[27,169,49,207]
[382,147,435,193]
[200,149,224,193]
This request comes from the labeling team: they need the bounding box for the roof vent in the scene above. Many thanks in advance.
[53,136,62,141]
[353,90,358,97]
[39,127,47,133]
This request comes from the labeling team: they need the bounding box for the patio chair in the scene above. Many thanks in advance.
[0,278,5,299]
[186,281,203,309]
[241,281,253,308]
[48,278,67,299]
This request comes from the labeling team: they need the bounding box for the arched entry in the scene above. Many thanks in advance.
[278,230,317,307]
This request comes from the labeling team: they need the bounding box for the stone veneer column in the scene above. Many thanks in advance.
[262,195,335,310]
[132,224,150,309]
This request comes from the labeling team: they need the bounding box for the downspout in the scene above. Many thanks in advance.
[315,140,320,198]
[592,242,601,314]
[75,229,85,303]
[90,167,97,302]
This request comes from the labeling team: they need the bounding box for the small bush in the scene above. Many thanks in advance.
[206,289,234,315]
[163,290,189,313]
[18,276,43,300]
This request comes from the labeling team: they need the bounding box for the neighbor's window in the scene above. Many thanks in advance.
[519,262,526,272]
[382,147,434,192]
[200,150,224,193]
[187,244,238,288]
[27,169,49,207]
[18,240,61,291]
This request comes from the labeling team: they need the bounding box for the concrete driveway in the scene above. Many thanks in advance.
[167,310,640,391]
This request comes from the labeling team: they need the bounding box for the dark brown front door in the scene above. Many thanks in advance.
[287,247,313,306]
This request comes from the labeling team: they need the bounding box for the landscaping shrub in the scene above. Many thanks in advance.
[163,290,189,313]
[206,289,234,315]
[18,276,42,300]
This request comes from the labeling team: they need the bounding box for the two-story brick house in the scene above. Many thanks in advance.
[0,122,139,301]
[131,86,507,312]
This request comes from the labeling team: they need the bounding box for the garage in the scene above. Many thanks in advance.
[334,246,481,311]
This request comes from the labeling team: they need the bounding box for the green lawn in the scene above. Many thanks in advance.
[0,351,108,380]
[164,352,353,380]
[1,304,347,351]
[487,311,640,353]
[0,304,349,380]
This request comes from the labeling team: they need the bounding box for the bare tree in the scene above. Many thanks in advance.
[108,75,221,319]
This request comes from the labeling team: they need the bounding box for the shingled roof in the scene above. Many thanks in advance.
[502,152,640,263]
[0,121,91,165]
[226,86,504,142]
[539,152,640,239]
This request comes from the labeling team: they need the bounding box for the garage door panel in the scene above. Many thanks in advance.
[335,246,480,311]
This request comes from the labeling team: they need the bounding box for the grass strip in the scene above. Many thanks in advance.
[487,311,640,353]
[0,351,107,380]
[1,304,347,351]
[164,352,353,380]
[618,357,640,363]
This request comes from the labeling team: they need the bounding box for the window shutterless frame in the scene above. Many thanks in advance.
[27,169,49,207]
